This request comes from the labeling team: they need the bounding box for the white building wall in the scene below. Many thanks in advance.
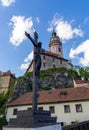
[73,80,89,87]
[77,83,89,87]
[6,100,89,125]
[6,105,31,121]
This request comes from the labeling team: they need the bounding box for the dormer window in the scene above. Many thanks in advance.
[60,91,67,96]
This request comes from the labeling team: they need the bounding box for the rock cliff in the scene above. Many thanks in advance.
[12,67,80,100]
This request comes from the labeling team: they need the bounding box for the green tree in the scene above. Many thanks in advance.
[68,69,81,80]
[79,67,89,80]
[0,93,7,108]
[0,116,7,130]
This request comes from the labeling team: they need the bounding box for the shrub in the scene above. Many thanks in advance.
[0,116,7,130]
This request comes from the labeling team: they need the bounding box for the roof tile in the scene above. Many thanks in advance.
[75,80,89,84]
[8,87,89,107]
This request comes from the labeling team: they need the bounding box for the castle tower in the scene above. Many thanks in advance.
[49,31,63,58]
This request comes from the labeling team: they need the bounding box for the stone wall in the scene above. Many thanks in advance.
[28,53,72,73]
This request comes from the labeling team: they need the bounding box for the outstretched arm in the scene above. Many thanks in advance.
[25,31,37,47]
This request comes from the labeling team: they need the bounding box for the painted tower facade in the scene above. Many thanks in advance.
[49,31,63,58]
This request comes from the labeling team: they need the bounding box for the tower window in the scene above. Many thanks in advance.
[43,55,45,60]
[60,60,62,64]
[58,47,61,52]
[52,57,55,62]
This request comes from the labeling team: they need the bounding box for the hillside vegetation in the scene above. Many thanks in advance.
[12,67,81,100]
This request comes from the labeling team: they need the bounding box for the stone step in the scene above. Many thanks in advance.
[9,116,57,127]
[8,110,57,127]
[17,110,51,118]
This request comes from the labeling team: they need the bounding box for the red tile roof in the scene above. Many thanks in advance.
[8,87,89,107]
[44,51,58,57]
[0,70,16,78]
[75,80,89,84]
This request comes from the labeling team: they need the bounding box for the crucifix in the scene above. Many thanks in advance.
[25,31,42,111]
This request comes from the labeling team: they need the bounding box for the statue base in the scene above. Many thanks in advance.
[5,110,57,127]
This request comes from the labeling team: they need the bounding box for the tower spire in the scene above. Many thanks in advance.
[52,29,57,37]
[49,31,63,58]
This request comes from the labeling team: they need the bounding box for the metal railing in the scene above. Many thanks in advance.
[62,120,89,130]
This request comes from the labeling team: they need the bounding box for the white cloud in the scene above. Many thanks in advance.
[1,0,15,7]
[20,63,29,70]
[48,15,83,42]
[24,51,33,62]
[69,39,89,66]
[20,51,33,70]
[9,16,34,46]
[36,17,40,23]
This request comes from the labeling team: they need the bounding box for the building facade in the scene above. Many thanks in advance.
[0,70,16,93]
[73,80,89,87]
[26,31,72,73]
[6,87,89,125]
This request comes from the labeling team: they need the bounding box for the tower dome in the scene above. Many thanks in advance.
[49,31,63,58]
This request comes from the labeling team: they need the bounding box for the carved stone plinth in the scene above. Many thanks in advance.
[3,124,61,130]
[7,110,57,128]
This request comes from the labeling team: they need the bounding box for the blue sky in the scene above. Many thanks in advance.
[0,0,89,77]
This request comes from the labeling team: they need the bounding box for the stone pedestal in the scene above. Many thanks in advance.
[3,110,62,130]
[7,110,57,127]
[3,124,61,130]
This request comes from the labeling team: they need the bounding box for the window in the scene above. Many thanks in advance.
[58,47,61,52]
[2,91,5,94]
[75,104,82,112]
[60,91,67,96]
[2,84,6,88]
[49,106,55,113]
[64,105,70,113]
[60,60,62,64]
[38,107,43,110]
[53,64,55,68]
[0,83,2,87]
[43,55,45,60]
[52,58,55,62]
[43,63,45,67]
[28,107,32,110]
[13,108,17,115]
